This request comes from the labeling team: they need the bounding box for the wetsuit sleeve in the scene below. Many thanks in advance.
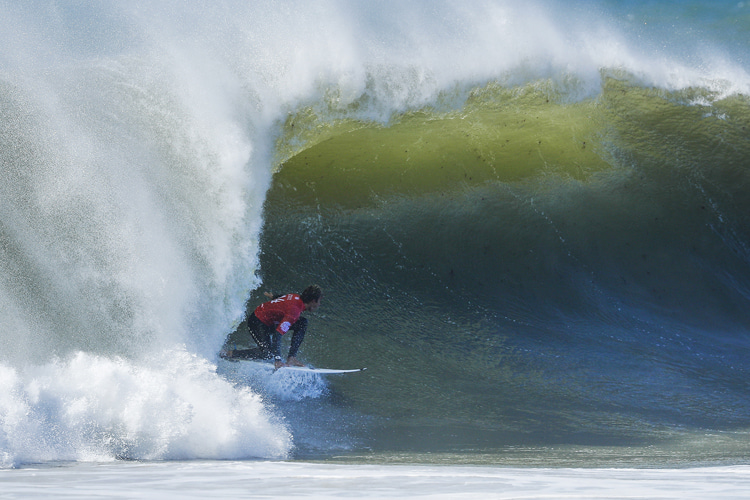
[270,332,282,357]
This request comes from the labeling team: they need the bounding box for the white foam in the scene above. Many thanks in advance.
[2,461,750,499]
[219,359,329,402]
[0,350,290,467]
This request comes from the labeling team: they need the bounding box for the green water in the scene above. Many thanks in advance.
[226,78,750,461]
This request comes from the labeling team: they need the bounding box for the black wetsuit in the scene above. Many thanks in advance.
[230,313,307,360]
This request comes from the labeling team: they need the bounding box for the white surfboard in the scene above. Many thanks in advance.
[224,357,365,374]
[278,365,366,374]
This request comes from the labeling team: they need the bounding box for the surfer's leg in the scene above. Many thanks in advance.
[229,348,266,360]
[287,316,307,359]
[247,314,275,359]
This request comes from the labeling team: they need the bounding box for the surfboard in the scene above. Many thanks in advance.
[221,356,365,374]
[279,366,366,374]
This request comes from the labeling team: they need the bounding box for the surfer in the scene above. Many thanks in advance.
[221,285,323,369]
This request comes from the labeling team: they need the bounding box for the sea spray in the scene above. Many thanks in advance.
[219,358,329,402]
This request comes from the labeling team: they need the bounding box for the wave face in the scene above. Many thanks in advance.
[1,0,750,466]
[258,79,750,459]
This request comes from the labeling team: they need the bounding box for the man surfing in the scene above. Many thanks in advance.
[221,285,323,369]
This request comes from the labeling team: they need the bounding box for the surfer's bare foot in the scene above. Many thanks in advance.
[220,349,233,359]
[286,356,304,367]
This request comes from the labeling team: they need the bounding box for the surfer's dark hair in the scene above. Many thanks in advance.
[301,285,323,304]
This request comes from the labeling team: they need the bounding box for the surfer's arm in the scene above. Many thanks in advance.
[276,319,292,335]
[270,332,283,358]
[276,303,304,335]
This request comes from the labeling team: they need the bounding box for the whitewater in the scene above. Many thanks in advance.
[1,0,750,497]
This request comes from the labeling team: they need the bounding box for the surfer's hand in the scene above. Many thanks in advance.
[286,356,305,367]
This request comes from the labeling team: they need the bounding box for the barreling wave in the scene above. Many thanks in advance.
[253,75,750,459]
[1,0,749,466]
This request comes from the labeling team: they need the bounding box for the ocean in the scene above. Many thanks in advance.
[1,0,750,497]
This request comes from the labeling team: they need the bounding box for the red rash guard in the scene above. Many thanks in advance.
[254,294,305,335]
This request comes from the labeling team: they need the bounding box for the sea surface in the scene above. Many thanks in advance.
[1,0,750,497]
